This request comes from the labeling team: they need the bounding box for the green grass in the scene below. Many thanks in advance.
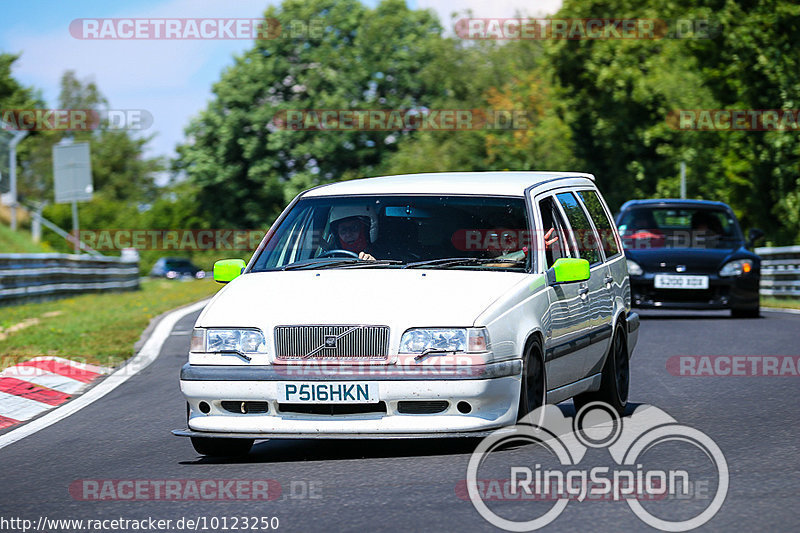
[762,297,800,311]
[0,221,52,253]
[0,279,221,368]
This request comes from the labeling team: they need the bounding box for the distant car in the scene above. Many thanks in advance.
[173,171,639,457]
[150,257,205,279]
[616,199,763,317]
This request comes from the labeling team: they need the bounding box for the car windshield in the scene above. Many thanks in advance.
[618,206,742,249]
[165,259,194,269]
[251,195,531,271]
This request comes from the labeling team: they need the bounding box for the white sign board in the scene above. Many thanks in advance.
[53,142,93,203]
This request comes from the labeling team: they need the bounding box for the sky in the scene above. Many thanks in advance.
[0,0,563,162]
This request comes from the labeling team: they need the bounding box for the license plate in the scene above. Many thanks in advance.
[654,274,709,289]
[278,382,378,403]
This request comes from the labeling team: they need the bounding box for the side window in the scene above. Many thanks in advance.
[555,192,603,265]
[538,196,573,269]
[577,190,621,257]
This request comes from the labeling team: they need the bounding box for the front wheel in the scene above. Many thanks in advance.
[573,325,629,417]
[731,306,759,318]
[191,437,253,457]
[518,338,545,421]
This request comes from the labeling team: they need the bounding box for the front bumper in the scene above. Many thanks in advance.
[178,360,522,437]
[630,274,759,310]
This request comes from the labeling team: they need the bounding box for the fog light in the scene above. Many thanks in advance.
[199,401,211,414]
[457,401,472,414]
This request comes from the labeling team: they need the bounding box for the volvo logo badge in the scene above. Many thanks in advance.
[324,335,337,348]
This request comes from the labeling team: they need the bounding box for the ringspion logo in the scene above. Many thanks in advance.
[465,403,728,531]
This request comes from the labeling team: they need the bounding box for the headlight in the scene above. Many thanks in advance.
[719,259,754,277]
[191,328,268,354]
[399,328,489,355]
[626,259,643,276]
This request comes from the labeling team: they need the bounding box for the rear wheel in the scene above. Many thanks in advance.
[573,325,629,417]
[191,437,253,457]
[518,338,545,421]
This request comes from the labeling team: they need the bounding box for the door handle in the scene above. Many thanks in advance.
[604,275,614,288]
[578,286,589,299]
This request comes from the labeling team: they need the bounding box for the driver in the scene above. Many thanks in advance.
[325,205,380,261]
[333,216,376,261]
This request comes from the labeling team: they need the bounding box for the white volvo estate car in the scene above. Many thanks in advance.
[173,172,639,456]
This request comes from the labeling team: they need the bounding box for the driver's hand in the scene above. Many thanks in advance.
[358,252,376,261]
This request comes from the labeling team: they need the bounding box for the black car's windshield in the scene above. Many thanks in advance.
[250,195,531,271]
[618,206,743,249]
[164,259,195,269]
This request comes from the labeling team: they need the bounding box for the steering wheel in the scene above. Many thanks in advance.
[318,249,360,259]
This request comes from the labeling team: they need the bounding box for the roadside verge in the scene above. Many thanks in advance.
[0,298,209,451]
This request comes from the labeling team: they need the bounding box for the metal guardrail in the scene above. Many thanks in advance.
[756,245,800,298]
[0,253,139,305]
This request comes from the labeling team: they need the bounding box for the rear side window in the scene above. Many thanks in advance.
[555,192,603,265]
[577,190,621,257]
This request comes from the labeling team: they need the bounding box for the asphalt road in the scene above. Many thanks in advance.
[0,308,798,532]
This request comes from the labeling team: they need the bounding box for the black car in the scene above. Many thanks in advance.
[616,199,763,317]
[149,257,206,279]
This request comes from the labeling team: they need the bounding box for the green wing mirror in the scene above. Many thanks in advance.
[213,259,247,284]
[547,258,590,285]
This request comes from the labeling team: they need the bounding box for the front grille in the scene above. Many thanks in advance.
[278,402,387,416]
[274,325,390,360]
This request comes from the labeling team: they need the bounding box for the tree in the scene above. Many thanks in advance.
[0,53,39,199]
[177,0,444,228]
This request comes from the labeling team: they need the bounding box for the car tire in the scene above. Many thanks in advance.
[573,324,629,417]
[191,437,253,457]
[731,306,759,318]
[517,337,546,421]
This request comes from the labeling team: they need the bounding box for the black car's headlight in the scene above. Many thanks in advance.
[626,259,644,276]
[719,259,754,277]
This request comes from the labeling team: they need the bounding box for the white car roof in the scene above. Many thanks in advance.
[302,171,595,198]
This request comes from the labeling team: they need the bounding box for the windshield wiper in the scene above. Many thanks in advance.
[404,257,525,269]
[282,259,402,270]
[336,259,404,269]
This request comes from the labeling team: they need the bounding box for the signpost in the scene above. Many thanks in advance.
[53,141,93,252]
[0,127,29,230]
